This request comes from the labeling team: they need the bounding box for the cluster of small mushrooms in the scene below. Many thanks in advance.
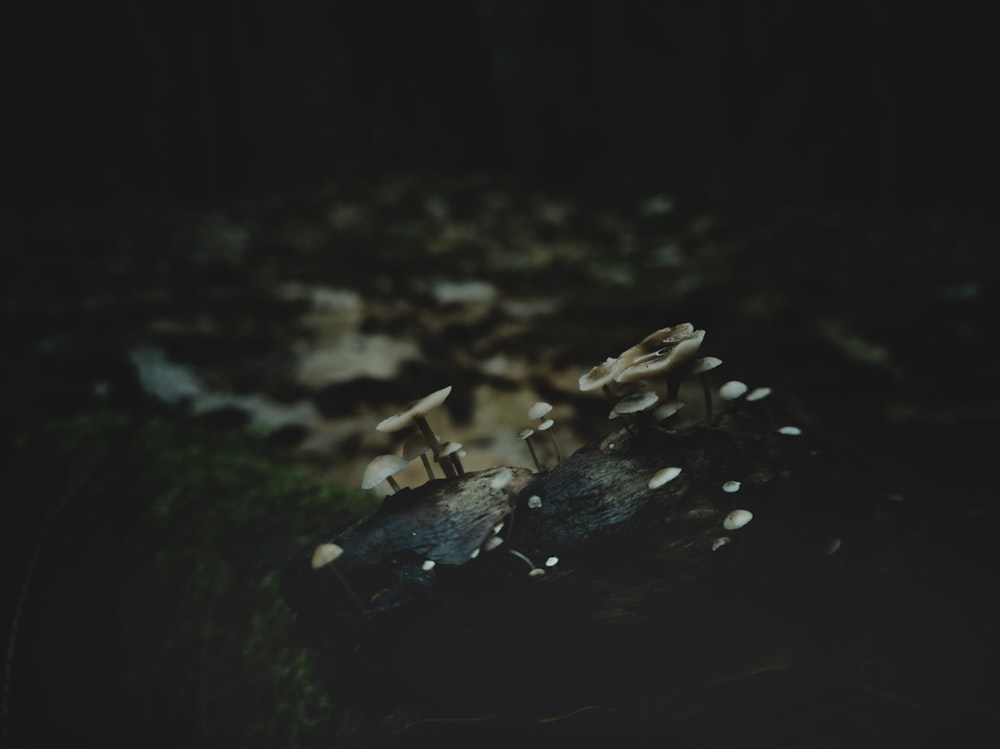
[312,323,801,572]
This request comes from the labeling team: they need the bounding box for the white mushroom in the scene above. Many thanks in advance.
[311,543,344,570]
[719,380,749,401]
[746,386,772,402]
[361,454,410,493]
[528,401,553,420]
[517,427,542,471]
[579,357,620,401]
[722,480,742,493]
[777,425,803,436]
[723,509,754,531]
[376,386,456,477]
[648,466,682,489]
[402,432,435,481]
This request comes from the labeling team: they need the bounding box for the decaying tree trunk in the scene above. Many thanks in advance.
[281,405,887,742]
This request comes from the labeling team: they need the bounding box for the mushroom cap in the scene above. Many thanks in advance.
[723,509,754,531]
[376,385,453,432]
[746,386,772,402]
[614,326,706,383]
[719,380,749,400]
[437,441,463,458]
[517,428,535,440]
[648,466,682,488]
[578,357,619,392]
[528,401,553,420]
[653,399,686,421]
[610,390,660,417]
[311,542,344,569]
[361,454,410,489]
[684,356,723,376]
[537,418,555,431]
[401,432,431,461]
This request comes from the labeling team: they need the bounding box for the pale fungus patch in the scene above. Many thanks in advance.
[722,480,742,493]
[490,468,514,490]
[648,466,682,489]
[723,509,754,531]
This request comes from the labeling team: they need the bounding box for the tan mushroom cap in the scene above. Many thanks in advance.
[361,454,410,489]
[578,357,619,392]
[376,385,453,432]
[609,390,660,417]
[614,326,705,384]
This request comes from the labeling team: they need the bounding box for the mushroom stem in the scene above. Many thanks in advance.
[418,453,435,481]
[547,432,562,464]
[601,383,615,404]
[414,415,456,478]
[450,453,466,475]
[667,374,681,401]
[385,475,402,493]
[700,374,713,422]
[525,437,541,471]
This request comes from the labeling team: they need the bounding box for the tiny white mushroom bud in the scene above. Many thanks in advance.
[719,380,749,400]
[311,543,344,569]
[711,537,731,551]
[527,495,542,509]
[648,466,682,489]
[746,386,772,402]
[722,480,742,493]
[777,425,803,436]
[723,509,754,530]
[421,559,436,571]
[528,568,546,577]
[544,556,559,567]
[469,548,480,560]
[493,521,505,534]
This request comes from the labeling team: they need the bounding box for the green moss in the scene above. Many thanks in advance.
[12,410,376,748]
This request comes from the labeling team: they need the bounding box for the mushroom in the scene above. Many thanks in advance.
[612,324,705,391]
[609,390,660,433]
[719,380,749,401]
[402,432,436,481]
[653,399,685,423]
[361,454,410,494]
[376,386,456,478]
[310,542,344,570]
[517,427,542,472]
[578,357,620,402]
[683,356,723,421]
[528,401,553,421]
[536,418,562,463]
[437,441,465,475]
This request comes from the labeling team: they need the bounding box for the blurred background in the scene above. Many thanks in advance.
[2,1,998,746]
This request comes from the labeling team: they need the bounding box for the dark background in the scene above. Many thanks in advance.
[6,1,998,212]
